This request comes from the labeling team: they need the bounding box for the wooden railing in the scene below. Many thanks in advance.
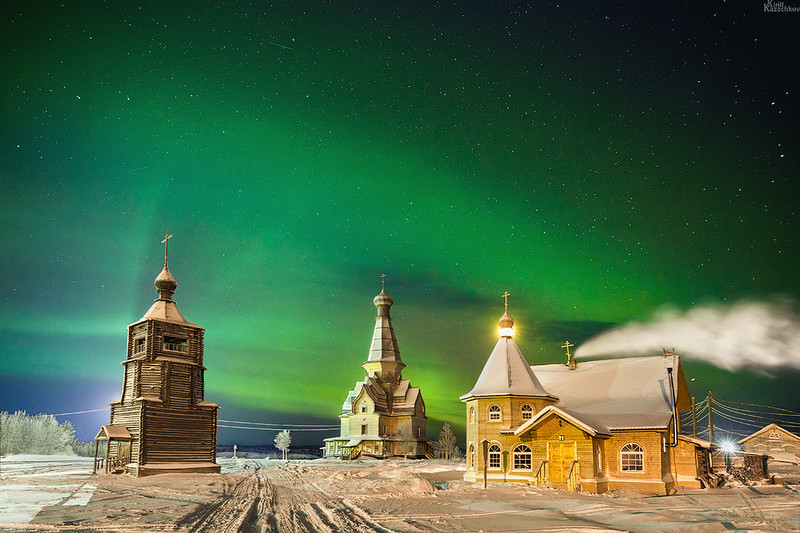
[566,460,580,492]
[532,460,548,486]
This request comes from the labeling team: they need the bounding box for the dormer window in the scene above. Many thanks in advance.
[133,338,145,354]
[163,335,188,353]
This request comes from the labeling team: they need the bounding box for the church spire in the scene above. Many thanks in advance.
[499,290,514,337]
[142,234,188,324]
[363,274,405,380]
[460,293,557,401]
[154,234,177,301]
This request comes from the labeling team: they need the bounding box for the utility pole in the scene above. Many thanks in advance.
[708,391,714,444]
[692,397,697,438]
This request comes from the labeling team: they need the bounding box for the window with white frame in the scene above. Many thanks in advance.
[488,405,501,421]
[620,443,644,472]
[521,404,533,419]
[488,444,501,469]
[513,444,532,470]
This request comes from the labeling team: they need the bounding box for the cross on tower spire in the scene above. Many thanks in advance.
[380,273,387,291]
[161,233,173,268]
[501,291,511,311]
[561,340,574,358]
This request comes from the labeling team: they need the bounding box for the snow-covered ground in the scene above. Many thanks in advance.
[0,455,97,524]
[1,455,799,532]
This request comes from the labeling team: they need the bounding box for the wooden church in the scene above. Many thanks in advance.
[324,279,433,459]
[94,235,220,476]
[461,294,713,495]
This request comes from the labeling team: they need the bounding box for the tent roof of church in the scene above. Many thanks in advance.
[531,355,681,431]
[460,336,558,401]
[365,287,403,365]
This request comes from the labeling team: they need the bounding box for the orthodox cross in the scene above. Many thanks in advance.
[501,291,511,311]
[561,340,574,358]
[380,273,387,291]
[161,233,173,267]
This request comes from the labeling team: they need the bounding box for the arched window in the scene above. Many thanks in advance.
[469,407,476,424]
[488,444,501,469]
[521,404,533,420]
[488,405,501,421]
[469,444,475,470]
[620,443,644,472]
[784,444,796,454]
[513,444,532,470]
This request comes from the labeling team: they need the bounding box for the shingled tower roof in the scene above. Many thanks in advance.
[365,276,404,369]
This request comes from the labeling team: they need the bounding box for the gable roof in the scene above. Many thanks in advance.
[460,337,558,401]
[737,423,800,445]
[531,355,682,431]
[513,405,612,437]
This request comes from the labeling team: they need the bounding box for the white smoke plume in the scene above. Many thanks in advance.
[574,300,800,371]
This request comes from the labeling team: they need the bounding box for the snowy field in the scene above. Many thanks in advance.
[1,455,799,532]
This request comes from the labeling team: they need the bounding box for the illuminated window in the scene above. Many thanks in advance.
[488,405,501,421]
[521,404,533,419]
[513,444,532,470]
[163,335,188,352]
[488,444,501,469]
[620,443,644,472]
[469,407,476,424]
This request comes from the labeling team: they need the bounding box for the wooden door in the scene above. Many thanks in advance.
[548,441,576,484]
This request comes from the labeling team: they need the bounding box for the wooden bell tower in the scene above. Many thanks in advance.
[105,235,220,476]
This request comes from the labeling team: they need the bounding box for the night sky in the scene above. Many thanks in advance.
[2,2,798,447]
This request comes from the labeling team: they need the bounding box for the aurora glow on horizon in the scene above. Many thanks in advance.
[2,2,798,446]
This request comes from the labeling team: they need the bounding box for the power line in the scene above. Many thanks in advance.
[218,419,340,428]
[52,408,109,416]
[218,424,338,432]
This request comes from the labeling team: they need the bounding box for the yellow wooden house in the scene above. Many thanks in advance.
[461,299,712,495]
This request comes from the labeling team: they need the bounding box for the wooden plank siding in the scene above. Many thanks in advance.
[142,407,217,463]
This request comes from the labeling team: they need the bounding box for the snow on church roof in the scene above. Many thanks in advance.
[532,356,680,431]
[460,336,558,401]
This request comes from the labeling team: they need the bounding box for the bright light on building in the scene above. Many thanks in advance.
[500,327,514,337]
[720,441,738,454]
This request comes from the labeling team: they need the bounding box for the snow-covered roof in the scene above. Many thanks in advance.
[532,356,681,431]
[737,423,800,445]
[460,337,558,401]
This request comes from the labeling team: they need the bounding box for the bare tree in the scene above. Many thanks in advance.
[438,422,457,460]
[274,429,291,461]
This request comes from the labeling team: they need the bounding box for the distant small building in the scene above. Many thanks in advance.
[95,236,220,476]
[461,296,712,495]
[738,424,800,463]
[324,280,432,459]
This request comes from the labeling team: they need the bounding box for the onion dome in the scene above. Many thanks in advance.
[155,265,177,300]
[499,310,514,330]
[373,289,393,309]
[373,289,393,318]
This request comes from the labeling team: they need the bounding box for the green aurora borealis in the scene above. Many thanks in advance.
[2,2,798,445]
